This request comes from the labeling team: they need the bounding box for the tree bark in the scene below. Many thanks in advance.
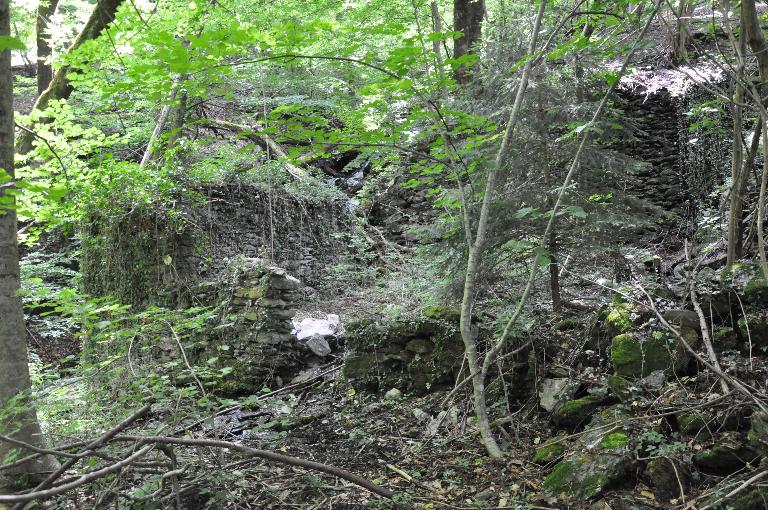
[0,0,58,489]
[36,0,60,96]
[453,0,484,84]
[17,0,124,154]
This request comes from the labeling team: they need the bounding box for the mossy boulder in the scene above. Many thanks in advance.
[737,312,768,349]
[694,442,762,474]
[748,413,768,455]
[543,404,635,499]
[730,488,768,510]
[606,374,631,401]
[610,329,697,379]
[533,439,566,464]
[645,458,690,501]
[722,262,768,304]
[552,396,607,429]
[588,300,637,352]
[714,327,740,351]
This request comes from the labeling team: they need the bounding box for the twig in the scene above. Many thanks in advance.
[162,320,206,396]
[113,434,395,498]
[0,446,155,503]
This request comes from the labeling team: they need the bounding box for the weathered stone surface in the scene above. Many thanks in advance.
[342,312,464,394]
[532,438,566,464]
[543,406,634,499]
[552,396,606,429]
[305,334,331,357]
[293,315,340,341]
[748,413,768,456]
[662,309,700,331]
[538,378,580,412]
[693,439,762,474]
[645,458,690,501]
[610,328,698,379]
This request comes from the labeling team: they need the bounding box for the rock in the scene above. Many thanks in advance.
[748,413,768,455]
[729,488,768,510]
[552,396,606,429]
[694,441,762,474]
[606,374,631,401]
[610,329,697,379]
[292,315,340,341]
[737,312,768,349]
[543,405,635,499]
[662,309,701,331]
[405,338,433,354]
[641,369,667,390]
[721,262,768,304]
[538,378,580,412]
[473,488,496,502]
[588,301,637,352]
[305,334,331,357]
[645,458,690,501]
[412,408,430,422]
[532,439,566,464]
[384,388,402,400]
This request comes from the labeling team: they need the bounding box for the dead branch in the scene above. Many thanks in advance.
[112,434,394,498]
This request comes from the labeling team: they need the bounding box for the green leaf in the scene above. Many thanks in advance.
[0,36,26,51]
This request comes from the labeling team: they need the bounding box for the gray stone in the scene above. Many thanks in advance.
[539,378,579,412]
[305,334,331,357]
[384,388,402,400]
[405,338,433,354]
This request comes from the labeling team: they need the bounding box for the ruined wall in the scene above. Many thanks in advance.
[81,182,354,306]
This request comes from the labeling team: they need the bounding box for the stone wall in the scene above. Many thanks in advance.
[189,257,308,394]
[81,182,353,306]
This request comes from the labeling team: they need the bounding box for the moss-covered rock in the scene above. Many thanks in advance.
[714,326,740,351]
[730,488,768,510]
[693,442,762,474]
[543,404,635,500]
[543,452,634,499]
[645,458,690,501]
[722,262,768,304]
[748,413,768,455]
[606,374,631,401]
[737,312,768,349]
[342,311,464,394]
[532,439,566,464]
[610,328,697,379]
[552,396,606,429]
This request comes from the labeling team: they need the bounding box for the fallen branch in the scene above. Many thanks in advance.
[198,118,308,180]
[0,446,154,503]
[113,434,394,498]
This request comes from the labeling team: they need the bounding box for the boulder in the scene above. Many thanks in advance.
[532,438,566,464]
[694,440,761,474]
[748,413,768,455]
[543,406,634,499]
[305,334,331,357]
[538,378,580,412]
[552,396,606,429]
[645,458,690,501]
[610,329,698,379]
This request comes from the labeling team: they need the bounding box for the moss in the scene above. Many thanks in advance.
[678,413,707,434]
[423,305,461,323]
[730,488,768,510]
[533,441,566,464]
[606,374,631,401]
[749,414,768,454]
[542,458,608,499]
[599,431,629,449]
[610,333,674,379]
[555,317,581,331]
[543,460,577,492]
[553,396,605,429]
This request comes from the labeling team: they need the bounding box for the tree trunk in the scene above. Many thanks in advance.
[0,0,58,489]
[17,0,124,154]
[671,0,692,63]
[36,0,60,96]
[453,0,484,84]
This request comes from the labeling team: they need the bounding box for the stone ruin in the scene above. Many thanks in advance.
[190,257,338,394]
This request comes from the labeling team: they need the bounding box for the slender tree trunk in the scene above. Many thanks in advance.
[17,0,124,154]
[672,0,691,63]
[430,1,444,65]
[741,0,768,281]
[35,0,60,96]
[727,79,745,266]
[453,0,485,84]
[0,0,58,489]
[459,0,547,458]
